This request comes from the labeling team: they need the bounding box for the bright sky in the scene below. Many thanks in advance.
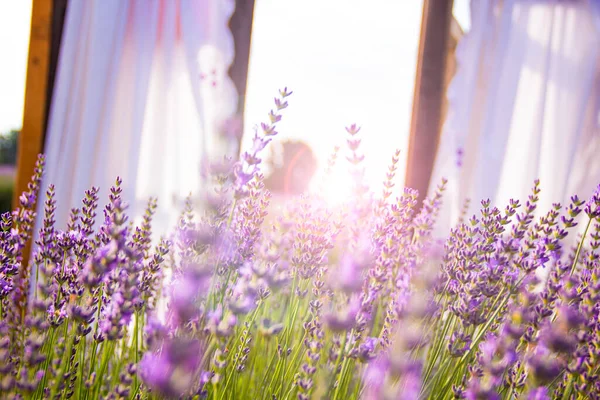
[244,0,423,199]
[0,0,32,133]
[243,0,471,201]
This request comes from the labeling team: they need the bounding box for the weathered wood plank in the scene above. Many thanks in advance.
[405,0,455,203]
[13,0,54,273]
[13,0,53,209]
[229,0,255,115]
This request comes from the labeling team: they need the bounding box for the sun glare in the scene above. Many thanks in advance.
[242,0,423,207]
[312,162,355,206]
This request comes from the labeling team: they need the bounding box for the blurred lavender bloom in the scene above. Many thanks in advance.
[139,338,203,398]
[324,297,360,332]
[355,337,378,362]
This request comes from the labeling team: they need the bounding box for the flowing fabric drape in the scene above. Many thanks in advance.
[430,0,600,237]
[37,0,237,237]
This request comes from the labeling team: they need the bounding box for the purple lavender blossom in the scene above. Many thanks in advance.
[139,338,203,398]
[4,95,600,400]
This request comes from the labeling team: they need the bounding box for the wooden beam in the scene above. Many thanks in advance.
[228,0,256,117]
[44,0,68,145]
[13,0,57,276]
[13,0,53,209]
[405,0,455,203]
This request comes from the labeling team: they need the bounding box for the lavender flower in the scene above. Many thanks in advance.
[139,338,203,397]
[3,96,600,400]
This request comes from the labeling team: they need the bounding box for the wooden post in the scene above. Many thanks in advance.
[228,0,256,118]
[13,0,53,209]
[405,0,455,203]
[12,0,59,274]
[44,0,68,139]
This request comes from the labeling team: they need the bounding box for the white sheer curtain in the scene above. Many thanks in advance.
[38,0,237,236]
[430,0,600,236]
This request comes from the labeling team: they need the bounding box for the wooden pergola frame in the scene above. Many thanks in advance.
[13,0,54,210]
[405,0,456,204]
[15,0,457,213]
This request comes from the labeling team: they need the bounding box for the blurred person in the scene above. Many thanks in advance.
[264,140,317,196]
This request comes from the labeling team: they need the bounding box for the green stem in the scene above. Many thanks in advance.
[37,326,56,397]
[282,332,307,381]
[111,339,126,386]
[421,312,455,392]
[327,332,349,398]
[436,291,512,395]
[352,375,363,399]
[266,338,284,397]
[33,259,43,303]
[77,332,87,399]
[201,338,218,371]
[265,278,304,396]
[218,268,234,306]
[227,199,237,228]
[276,333,308,396]
[562,379,573,400]
[92,341,115,398]
[369,302,383,337]
[84,286,105,400]
[260,347,279,398]
[219,303,263,399]
[570,217,592,275]
[333,356,354,400]
[84,340,99,400]
[49,323,75,399]
[283,276,303,344]
[209,198,238,311]
[133,310,140,391]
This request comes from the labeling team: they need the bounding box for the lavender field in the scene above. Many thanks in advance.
[1,91,600,399]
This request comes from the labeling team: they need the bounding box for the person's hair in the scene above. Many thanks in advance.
[264,140,317,195]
